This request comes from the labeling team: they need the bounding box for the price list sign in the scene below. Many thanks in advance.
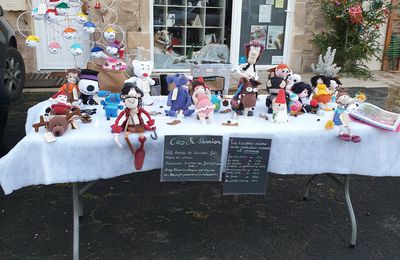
[161,135,223,182]
[223,138,272,195]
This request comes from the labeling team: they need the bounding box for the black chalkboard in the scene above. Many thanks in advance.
[223,138,272,195]
[161,135,223,182]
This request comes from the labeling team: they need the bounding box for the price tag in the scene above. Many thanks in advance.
[43,132,57,143]
[171,88,178,101]
[71,120,79,129]
[340,113,351,127]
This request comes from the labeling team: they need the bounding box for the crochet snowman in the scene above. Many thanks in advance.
[125,60,155,106]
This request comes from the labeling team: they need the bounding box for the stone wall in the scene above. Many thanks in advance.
[2,0,340,73]
[289,0,325,73]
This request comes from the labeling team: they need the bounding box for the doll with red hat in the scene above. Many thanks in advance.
[111,82,158,170]
[236,40,264,81]
[272,89,288,124]
[47,91,79,115]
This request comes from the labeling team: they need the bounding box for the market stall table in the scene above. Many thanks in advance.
[1,96,400,260]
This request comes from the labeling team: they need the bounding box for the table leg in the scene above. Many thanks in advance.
[303,174,357,248]
[344,176,357,248]
[72,182,96,260]
[303,174,318,201]
[73,183,80,260]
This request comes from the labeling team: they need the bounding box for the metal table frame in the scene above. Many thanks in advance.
[71,174,357,260]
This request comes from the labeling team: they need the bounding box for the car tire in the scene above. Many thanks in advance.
[4,47,25,102]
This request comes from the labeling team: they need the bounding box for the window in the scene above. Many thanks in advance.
[153,0,232,70]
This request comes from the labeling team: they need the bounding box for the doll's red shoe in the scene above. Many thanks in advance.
[351,135,361,143]
[339,134,352,141]
[134,136,147,170]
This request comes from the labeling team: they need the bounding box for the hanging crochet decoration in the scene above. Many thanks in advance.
[16,0,126,69]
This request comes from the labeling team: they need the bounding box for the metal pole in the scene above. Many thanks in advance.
[73,183,80,260]
[303,174,318,201]
[344,176,357,248]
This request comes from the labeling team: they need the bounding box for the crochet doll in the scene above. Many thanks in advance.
[56,68,80,104]
[47,91,79,115]
[111,82,157,170]
[125,59,156,106]
[165,74,194,117]
[78,69,100,105]
[291,82,317,113]
[192,77,214,124]
[272,89,288,124]
[326,91,361,143]
[266,76,286,113]
[236,40,264,81]
[231,78,261,116]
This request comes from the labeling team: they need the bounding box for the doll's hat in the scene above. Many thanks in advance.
[275,89,286,104]
[244,40,265,52]
[80,69,99,81]
[52,90,68,99]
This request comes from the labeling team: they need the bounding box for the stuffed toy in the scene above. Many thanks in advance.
[311,83,335,116]
[272,89,288,124]
[267,63,291,80]
[266,76,286,113]
[291,82,317,113]
[286,73,301,92]
[78,69,100,105]
[32,109,81,137]
[55,68,80,103]
[236,40,264,81]
[47,91,80,116]
[192,77,214,124]
[165,74,194,117]
[325,91,362,143]
[111,82,158,170]
[288,93,303,114]
[211,94,223,112]
[98,90,124,120]
[125,59,156,106]
[230,78,261,116]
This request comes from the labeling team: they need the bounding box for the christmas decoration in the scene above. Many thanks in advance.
[311,47,341,77]
[311,0,392,78]
[16,0,126,69]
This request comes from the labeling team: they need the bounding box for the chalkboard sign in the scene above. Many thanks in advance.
[223,138,272,195]
[161,135,223,182]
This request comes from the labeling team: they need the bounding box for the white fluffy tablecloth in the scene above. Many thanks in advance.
[1,95,399,195]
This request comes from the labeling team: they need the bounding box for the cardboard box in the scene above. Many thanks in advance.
[199,76,224,91]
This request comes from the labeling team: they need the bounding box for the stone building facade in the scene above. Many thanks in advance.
[3,0,383,73]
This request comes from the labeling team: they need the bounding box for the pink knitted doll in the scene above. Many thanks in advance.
[192,77,214,124]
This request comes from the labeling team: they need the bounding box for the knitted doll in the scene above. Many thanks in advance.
[111,82,157,170]
[78,69,100,105]
[165,74,194,117]
[125,59,156,106]
[192,77,214,124]
[236,40,264,81]
[266,76,286,113]
[56,68,80,104]
[291,82,317,113]
[98,90,124,120]
[326,91,361,143]
[231,78,261,116]
[47,91,79,115]
[272,89,288,124]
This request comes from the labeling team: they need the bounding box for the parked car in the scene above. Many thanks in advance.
[0,5,25,155]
